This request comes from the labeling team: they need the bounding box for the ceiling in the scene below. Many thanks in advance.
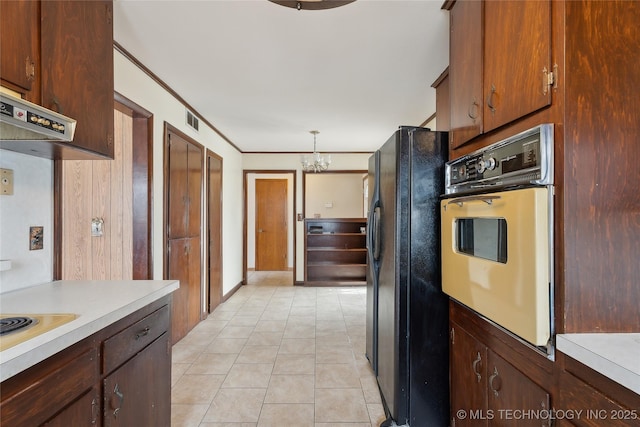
[113,0,450,153]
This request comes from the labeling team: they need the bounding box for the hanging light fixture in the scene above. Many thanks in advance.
[268,1,356,11]
[301,130,331,173]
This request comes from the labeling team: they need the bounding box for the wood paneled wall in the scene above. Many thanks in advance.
[59,108,133,279]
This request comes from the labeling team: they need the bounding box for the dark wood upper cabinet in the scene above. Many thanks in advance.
[448,0,483,148]
[0,0,114,160]
[0,1,39,95]
[40,0,114,158]
[482,0,552,133]
[446,0,552,149]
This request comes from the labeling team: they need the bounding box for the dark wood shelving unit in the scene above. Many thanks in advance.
[304,218,367,286]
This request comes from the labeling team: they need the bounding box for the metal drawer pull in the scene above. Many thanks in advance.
[135,326,150,340]
[448,195,501,206]
[489,367,502,397]
[472,351,482,383]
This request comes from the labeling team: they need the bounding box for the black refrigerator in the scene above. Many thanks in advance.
[365,126,449,426]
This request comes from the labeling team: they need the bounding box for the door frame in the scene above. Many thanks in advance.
[206,149,223,313]
[243,170,297,285]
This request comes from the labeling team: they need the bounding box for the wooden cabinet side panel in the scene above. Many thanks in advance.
[561,0,640,333]
[40,0,114,157]
[483,0,552,133]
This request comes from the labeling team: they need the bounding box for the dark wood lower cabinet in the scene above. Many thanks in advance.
[43,389,101,427]
[450,301,640,427]
[104,334,171,427]
[0,297,171,427]
[450,322,550,427]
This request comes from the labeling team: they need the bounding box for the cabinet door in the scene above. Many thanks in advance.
[483,0,552,132]
[186,142,203,237]
[167,133,203,239]
[450,325,488,427]
[43,388,100,427]
[168,238,189,342]
[104,334,171,427]
[186,236,202,331]
[486,351,550,427]
[449,0,483,149]
[167,135,189,239]
[41,0,114,158]
[0,0,38,94]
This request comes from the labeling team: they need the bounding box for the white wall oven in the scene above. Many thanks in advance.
[441,124,554,354]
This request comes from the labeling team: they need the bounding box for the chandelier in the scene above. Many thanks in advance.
[301,130,331,173]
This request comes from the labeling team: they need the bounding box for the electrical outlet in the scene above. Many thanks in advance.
[1,168,14,195]
[30,226,43,250]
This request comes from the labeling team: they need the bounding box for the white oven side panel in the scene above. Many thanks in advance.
[441,188,551,346]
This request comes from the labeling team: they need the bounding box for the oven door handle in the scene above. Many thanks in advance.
[447,195,501,207]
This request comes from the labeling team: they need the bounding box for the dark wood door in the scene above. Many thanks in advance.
[449,0,483,149]
[483,0,552,132]
[165,126,203,343]
[103,334,171,427]
[486,351,550,427]
[450,324,488,427]
[0,0,38,95]
[255,179,288,271]
[207,151,223,312]
[186,237,202,331]
[167,239,189,342]
[167,134,189,239]
[41,0,114,157]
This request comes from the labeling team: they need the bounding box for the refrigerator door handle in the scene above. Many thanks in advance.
[372,207,381,261]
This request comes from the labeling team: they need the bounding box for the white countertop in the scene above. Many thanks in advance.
[0,280,179,382]
[556,333,640,395]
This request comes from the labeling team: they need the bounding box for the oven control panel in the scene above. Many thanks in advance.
[445,124,554,195]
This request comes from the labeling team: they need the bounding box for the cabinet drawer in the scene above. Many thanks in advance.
[0,347,97,427]
[103,305,169,374]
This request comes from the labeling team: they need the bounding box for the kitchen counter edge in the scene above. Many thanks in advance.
[0,280,179,382]
[556,333,640,396]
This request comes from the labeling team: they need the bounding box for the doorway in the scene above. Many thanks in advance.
[255,179,287,271]
[244,171,295,286]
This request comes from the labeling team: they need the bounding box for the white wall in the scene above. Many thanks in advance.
[0,151,54,293]
[243,153,371,282]
[114,50,244,296]
[305,173,366,218]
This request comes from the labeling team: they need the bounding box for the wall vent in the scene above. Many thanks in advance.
[186,109,199,132]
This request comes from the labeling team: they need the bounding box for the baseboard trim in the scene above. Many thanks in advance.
[222,280,244,302]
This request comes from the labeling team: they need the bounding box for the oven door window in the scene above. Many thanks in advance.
[456,218,507,263]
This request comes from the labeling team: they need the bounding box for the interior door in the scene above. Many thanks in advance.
[255,179,287,271]
[207,151,223,312]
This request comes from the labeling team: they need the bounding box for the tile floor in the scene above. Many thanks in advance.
[171,271,385,427]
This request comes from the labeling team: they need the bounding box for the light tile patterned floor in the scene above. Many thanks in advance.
[171,271,385,427]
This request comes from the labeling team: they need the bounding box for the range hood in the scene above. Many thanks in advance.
[0,92,76,143]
